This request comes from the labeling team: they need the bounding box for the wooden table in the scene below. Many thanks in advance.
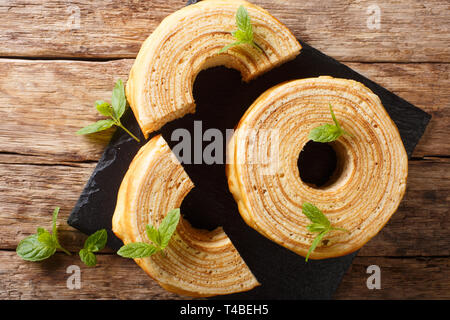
[0,0,448,300]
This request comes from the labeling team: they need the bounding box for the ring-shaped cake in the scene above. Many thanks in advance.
[226,76,408,259]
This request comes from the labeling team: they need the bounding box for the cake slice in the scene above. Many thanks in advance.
[112,134,259,297]
[126,0,301,137]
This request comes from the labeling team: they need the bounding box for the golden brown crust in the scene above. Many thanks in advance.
[112,135,259,297]
[126,0,301,138]
[226,76,408,259]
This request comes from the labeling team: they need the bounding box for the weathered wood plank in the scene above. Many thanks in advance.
[0,250,447,299]
[0,159,448,257]
[0,162,96,252]
[0,0,448,62]
[0,251,183,300]
[0,0,186,58]
[0,59,134,162]
[335,257,450,299]
[358,158,450,257]
[0,60,447,162]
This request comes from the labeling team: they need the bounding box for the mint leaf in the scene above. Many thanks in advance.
[117,209,181,260]
[302,203,331,227]
[16,234,56,262]
[76,79,140,142]
[306,223,329,233]
[95,101,113,117]
[117,242,158,259]
[146,225,161,247]
[79,248,97,267]
[16,207,71,262]
[111,79,126,119]
[329,103,341,129]
[236,5,251,31]
[158,209,181,248]
[78,229,107,267]
[51,207,71,256]
[84,229,107,252]
[37,229,55,247]
[220,5,262,53]
[309,104,350,143]
[76,119,115,135]
[52,207,59,237]
[301,202,349,262]
[309,123,342,143]
[233,29,252,43]
[305,231,328,262]
[37,227,47,236]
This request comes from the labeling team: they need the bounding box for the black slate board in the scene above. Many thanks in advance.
[68,33,430,299]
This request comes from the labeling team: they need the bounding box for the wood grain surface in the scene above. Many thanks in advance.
[0,0,448,300]
[1,0,448,62]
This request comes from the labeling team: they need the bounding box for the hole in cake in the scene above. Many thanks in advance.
[164,66,248,232]
[298,140,346,188]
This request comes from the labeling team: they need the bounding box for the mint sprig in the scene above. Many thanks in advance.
[16,207,71,261]
[302,202,349,262]
[117,209,181,259]
[79,229,108,267]
[219,5,263,53]
[309,104,351,143]
[76,79,141,142]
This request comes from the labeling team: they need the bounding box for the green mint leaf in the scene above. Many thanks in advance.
[37,229,55,247]
[236,5,251,31]
[306,223,329,233]
[51,207,71,255]
[117,242,158,259]
[95,100,107,106]
[16,234,56,262]
[95,101,113,117]
[79,229,107,266]
[76,119,115,135]
[302,202,350,262]
[77,80,140,142]
[84,229,107,252]
[79,248,97,267]
[120,209,181,260]
[16,207,70,262]
[329,103,341,129]
[309,104,350,143]
[305,230,328,262]
[309,123,342,143]
[146,225,161,247]
[111,79,126,119]
[51,207,71,256]
[158,209,181,249]
[234,29,253,43]
[52,207,59,238]
[302,203,331,227]
[220,5,262,53]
